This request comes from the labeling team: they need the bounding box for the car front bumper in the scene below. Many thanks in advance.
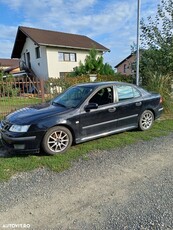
[0,129,44,154]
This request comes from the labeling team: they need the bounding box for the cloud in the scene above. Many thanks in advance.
[65,0,97,11]
[0,40,14,58]
[0,0,161,65]
[0,25,15,39]
[0,25,17,58]
[0,0,23,10]
[1,0,136,33]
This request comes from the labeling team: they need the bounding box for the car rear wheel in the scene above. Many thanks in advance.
[42,126,72,155]
[139,110,154,131]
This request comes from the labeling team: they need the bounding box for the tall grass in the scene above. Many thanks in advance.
[144,72,173,112]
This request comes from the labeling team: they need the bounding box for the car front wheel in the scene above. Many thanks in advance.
[139,110,154,131]
[42,126,72,155]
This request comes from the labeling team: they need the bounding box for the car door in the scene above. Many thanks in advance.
[115,84,143,129]
[78,86,119,142]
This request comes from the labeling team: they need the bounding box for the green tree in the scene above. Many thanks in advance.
[140,0,173,84]
[85,48,103,74]
[100,63,115,75]
[72,48,115,76]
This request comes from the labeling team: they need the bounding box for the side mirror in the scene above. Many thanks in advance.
[84,103,98,112]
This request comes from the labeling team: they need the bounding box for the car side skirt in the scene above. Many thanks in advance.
[76,125,137,143]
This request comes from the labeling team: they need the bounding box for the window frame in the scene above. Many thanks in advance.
[123,64,127,73]
[35,47,41,59]
[58,52,77,62]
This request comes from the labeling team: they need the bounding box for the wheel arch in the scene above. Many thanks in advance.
[47,124,76,144]
[40,124,75,155]
[138,109,155,131]
[139,108,156,121]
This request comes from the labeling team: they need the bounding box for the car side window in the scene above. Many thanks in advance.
[117,85,141,101]
[133,88,141,98]
[89,87,113,106]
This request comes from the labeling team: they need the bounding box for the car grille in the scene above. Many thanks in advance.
[1,120,12,131]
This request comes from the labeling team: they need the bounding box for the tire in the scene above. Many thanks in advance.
[42,126,72,155]
[139,110,154,131]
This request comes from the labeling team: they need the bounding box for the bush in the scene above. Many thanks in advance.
[0,72,20,97]
[45,74,133,98]
[45,76,90,98]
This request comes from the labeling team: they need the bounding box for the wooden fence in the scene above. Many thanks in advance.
[0,78,46,118]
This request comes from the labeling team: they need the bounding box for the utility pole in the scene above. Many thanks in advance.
[136,0,141,86]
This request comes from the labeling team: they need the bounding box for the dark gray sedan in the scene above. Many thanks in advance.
[0,81,163,155]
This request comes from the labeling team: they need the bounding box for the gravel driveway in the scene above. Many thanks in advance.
[0,133,173,230]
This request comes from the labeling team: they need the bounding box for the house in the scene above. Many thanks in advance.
[0,58,20,73]
[115,53,136,76]
[11,26,109,80]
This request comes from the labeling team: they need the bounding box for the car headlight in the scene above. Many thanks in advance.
[9,125,30,133]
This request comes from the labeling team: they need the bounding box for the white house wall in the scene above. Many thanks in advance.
[21,37,104,80]
[46,47,92,78]
[21,38,48,80]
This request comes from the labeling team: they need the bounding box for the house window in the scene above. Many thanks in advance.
[58,53,64,61]
[124,64,127,73]
[35,47,40,59]
[59,72,69,78]
[23,53,26,63]
[58,52,76,62]
[64,53,70,61]
[70,53,76,62]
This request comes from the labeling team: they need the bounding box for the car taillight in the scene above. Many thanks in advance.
[160,97,163,103]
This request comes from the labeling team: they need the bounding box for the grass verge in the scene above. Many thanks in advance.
[0,118,173,181]
[0,97,42,119]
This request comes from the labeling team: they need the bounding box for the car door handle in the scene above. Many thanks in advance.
[108,107,116,112]
[136,102,142,106]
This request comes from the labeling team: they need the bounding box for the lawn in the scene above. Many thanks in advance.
[0,118,173,181]
[0,97,42,118]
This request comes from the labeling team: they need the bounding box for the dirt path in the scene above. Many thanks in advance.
[0,134,173,229]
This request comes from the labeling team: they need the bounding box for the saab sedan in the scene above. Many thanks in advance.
[0,81,163,155]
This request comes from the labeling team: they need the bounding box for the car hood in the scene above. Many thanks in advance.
[6,102,72,124]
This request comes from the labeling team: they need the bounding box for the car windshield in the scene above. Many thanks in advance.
[52,86,93,108]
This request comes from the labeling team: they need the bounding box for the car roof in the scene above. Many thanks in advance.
[75,81,149,95]
[76,81,136,88]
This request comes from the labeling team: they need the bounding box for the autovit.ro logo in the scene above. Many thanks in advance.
[2,224,30,229]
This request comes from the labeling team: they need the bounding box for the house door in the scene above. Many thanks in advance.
[26,52,31,69]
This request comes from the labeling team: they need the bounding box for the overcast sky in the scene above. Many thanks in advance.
[0,0,161,67]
